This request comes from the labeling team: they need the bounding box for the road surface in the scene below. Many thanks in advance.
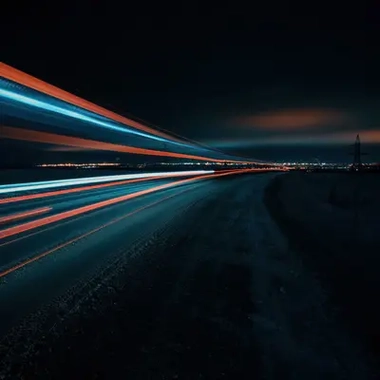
[0,172,374,379]
[0,171,229,335]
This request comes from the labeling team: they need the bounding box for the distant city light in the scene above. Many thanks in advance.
[36,161,251,168]
[38,162,121,168]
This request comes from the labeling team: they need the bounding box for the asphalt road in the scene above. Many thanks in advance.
[0,172,224,336]
[0,171,374,379]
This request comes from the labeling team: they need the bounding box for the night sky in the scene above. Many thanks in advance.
[2,2,380,163]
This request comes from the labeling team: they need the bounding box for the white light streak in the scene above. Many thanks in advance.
[0,171,214,194]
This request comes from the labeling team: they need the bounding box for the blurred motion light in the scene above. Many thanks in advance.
[0,170,215,194]
[0,88,175,144]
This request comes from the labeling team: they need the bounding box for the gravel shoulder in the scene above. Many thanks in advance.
[1,173,374,379]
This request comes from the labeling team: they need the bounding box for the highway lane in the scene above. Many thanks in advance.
[0,171,226,233]
[0,177,180,228]
[0,173,217,271]
[0,170,249,338]
[1,171,375,380]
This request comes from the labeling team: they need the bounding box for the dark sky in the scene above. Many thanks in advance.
[2,2,380,162]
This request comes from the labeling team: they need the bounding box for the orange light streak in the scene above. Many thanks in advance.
[0,207,51,224]
[0,63,177,142]
[0,170,263,249]
[0,169,258,278]
[0,188,194,279]
[2,126,252,164]
[0,169,252,240]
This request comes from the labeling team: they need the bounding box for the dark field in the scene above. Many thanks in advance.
[265,172,380,375]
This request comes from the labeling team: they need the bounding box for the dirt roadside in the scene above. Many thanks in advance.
[1,174,373,379]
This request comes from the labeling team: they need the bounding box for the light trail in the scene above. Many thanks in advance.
[0,169,214,194]
[0,62,177,143]
[0,88,174,144]
[0,168,279,206]
[0,63,262,164]
[0,207,51,224]
[0,177,159,205]
[0,171,244,247]
[0,187,194,279]
[0,169,253,240]
[2,126,254,164]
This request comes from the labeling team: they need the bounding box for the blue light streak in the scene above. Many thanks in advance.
[0,88,189,146]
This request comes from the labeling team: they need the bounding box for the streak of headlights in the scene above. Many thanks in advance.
[0,169,248,240]
[0,170,214,194]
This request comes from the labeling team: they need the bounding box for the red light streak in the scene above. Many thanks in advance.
[0,170,258,249]
[0,169,252,240]
[0,168,268,277]
[0,207,51,224]
[2,126,252,164]
[0,62,177,142]
[0,187,194,279]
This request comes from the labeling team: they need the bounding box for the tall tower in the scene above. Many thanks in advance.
[352,134,362,170]
[350,134,368,171]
